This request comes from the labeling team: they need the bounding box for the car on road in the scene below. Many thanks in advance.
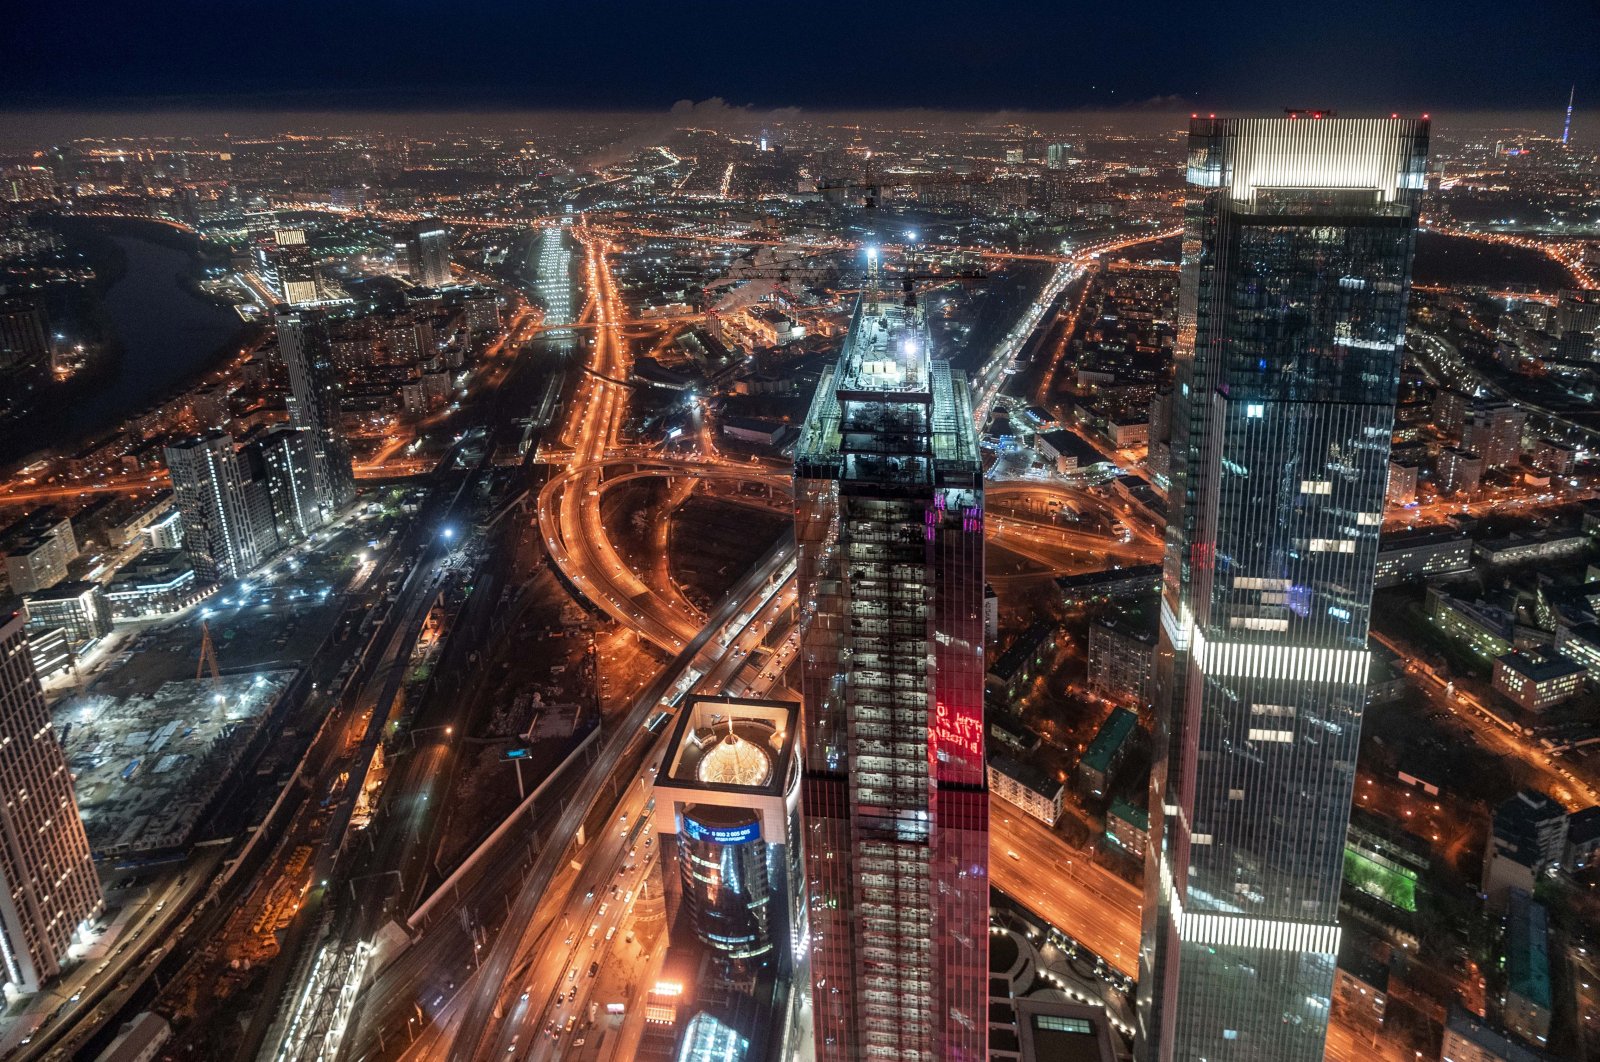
[588,962,599,978]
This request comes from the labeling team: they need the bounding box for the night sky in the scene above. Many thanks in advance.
[4,0,1597,115]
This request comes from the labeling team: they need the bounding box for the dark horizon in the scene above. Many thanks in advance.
[4,0,1596,121]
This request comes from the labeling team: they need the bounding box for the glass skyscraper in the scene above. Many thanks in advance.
[1136,116,1429,1061]
[794,295,988,1061]
[275,308,354,522]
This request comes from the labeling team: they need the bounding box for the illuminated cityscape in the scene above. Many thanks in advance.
[0,8,1596,1062]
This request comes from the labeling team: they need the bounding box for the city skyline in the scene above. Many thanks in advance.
[0,83,1593,1062]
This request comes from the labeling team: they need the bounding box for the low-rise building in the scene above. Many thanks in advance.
[1428,588,1515,660]
[1556,622,1600,680]
[987,621,1060,703]
[1504,890,1552,1050]
[1077,707,1138,800]
[105,550,205,618]
[1493,651,1586,712]
[94,1011,171,1062]
[1034,428,1112,475]
[23,581,111,646]
[1107,798,1149,858]
[1374,527,1472,588]
[1441,1004,1553,1061]
[1476,533,1590,567]
[988,753,1063,827]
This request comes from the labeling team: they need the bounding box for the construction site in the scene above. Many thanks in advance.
[57,667,295,857]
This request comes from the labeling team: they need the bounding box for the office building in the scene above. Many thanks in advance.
[275,308,353,520]
[22,580,110,645]
[1137,115,1428,1062]
[652,695,802,971]
[105,550,203,618]
[405,221,452,288]
[1492,651,1586,712]
[0,603,102,991]
[165,433,262,583]
[794,294,988,1060]
[27,625,72,680]
[2,510,78,594]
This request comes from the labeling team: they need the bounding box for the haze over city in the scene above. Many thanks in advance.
[0,9,1597,1062]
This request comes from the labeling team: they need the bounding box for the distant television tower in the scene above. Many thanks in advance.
[1563,85,1575,147]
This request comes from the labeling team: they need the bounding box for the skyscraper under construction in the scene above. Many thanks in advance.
[794,292,988,1060]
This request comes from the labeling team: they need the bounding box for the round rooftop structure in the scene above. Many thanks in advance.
[696,732,772,787]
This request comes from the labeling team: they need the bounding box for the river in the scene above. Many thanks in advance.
[0,232,248,467]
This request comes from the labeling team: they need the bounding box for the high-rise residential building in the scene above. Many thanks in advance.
[1461,402,1526,469]
[1137,115,1428,1062]
[164,432,261,583]
[2,510,78,595]
[0,603,102,991]
[0,295,51,373]
[405,221,452,288]
[794,294,988,1060]
[275,309,353,520]
[271,228,320,305]
[245,426,321,544]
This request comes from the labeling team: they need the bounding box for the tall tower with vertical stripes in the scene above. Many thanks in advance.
[795,294,988,1061]
[1136,115,1429,1061]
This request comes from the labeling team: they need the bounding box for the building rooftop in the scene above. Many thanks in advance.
[1497,651,1587,683]
[990,620,1059,683]
[989,753,1062,801]
[1506,890,1552,1011]
[1109,798,1149,832]
[1081,708,1138,774]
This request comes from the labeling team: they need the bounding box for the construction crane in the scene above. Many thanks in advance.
[198,620,223,701]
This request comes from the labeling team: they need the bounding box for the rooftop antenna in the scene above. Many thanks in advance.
[1563,85,1575,148]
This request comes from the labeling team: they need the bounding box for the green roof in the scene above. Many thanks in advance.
[1081,708,1138,774]
[1109,798,1148,831]
[1506,890,1552,1011]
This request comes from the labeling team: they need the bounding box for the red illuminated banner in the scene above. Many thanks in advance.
[933,699,983,762]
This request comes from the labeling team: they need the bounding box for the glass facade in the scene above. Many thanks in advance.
[678,806,777,964]
[795,296,988,1061]
[1137,117,1428,1062]
[275,308,354,521]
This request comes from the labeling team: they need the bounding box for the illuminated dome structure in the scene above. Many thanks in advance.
[696,732,772,788]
